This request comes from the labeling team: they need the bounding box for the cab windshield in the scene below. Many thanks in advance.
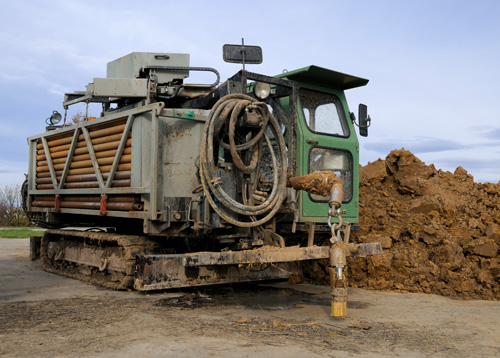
[299,88,349,137]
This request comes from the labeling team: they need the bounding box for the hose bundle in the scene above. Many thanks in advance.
[199,94,287,227]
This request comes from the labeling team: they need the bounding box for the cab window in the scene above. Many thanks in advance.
[300,88,349,137]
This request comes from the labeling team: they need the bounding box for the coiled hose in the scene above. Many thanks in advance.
[199,94,287,227]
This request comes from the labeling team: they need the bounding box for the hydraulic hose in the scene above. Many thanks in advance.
[199,94,287,228]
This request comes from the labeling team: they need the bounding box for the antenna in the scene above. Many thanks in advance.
[240,38,246,70]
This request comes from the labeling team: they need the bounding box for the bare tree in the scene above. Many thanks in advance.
[68,111,85,125]
[0,184,28,226]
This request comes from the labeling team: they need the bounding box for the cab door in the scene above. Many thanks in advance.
[296,87,359,223]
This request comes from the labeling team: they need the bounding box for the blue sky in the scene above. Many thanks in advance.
[1,0,500,187]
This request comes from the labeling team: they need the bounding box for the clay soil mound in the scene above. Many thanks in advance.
[305,149,500,300]
[347,148,500,299]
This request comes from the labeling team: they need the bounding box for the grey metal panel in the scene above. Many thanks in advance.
[160,108,210,122]
[106,52,190,83]
[92,78,148,98]
[160,115,205,198]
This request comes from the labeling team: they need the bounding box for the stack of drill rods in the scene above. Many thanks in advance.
[35,121,132,188]
[36,171,131,185]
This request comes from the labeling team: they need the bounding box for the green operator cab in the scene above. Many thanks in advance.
[276,65,369,224]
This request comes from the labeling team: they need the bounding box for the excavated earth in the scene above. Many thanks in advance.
[306,149,500,300]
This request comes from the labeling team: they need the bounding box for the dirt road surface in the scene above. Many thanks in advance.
[1,238,499,358]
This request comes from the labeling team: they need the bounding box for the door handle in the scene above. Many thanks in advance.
[306,139,318,145]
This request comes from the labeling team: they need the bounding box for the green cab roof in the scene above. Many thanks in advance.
[277,65,369,90]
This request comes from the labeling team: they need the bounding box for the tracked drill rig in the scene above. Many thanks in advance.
[24,43,380,317]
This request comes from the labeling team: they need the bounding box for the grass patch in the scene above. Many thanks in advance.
[0,228,44,239]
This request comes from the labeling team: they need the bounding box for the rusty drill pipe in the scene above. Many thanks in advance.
[36,122,127,150]
[38,147,132,167]
[36,179,131,190]
[33,195,137,203]
[63,179,130,189]
[36,133,130,159]
[31,200,143,211]
[36,171,131,184]
[37,138,132,161]
[35,163,132,178]
[36,136,130,160]
[36,155,131,173]
[37,131,128,154]
[37,154,131,171]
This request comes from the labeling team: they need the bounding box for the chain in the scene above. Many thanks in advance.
[328,208,346,244]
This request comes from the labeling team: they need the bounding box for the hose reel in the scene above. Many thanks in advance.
[199,94,288,228]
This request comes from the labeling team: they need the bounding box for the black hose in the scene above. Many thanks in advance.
[199,94,287,227]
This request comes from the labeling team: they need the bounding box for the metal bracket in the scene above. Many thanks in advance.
[99,194,108,215]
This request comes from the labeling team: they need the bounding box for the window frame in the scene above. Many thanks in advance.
[299,88,350,138]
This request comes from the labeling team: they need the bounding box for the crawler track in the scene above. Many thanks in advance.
[40,230,160,290]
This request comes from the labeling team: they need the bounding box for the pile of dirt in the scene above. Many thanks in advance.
[346,148,500,300]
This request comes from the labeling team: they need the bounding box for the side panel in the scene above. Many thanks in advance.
[161,115,204,198]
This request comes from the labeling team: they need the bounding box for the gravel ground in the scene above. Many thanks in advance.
[1,238,499,358]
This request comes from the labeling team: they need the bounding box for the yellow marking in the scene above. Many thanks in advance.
[332,301,347,317]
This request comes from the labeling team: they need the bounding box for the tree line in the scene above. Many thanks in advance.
[0,184,29,226]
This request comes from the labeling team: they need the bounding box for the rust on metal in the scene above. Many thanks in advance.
[100,194,108,215]
[32,199,142,211]
[54,194,61,211]
[33,195,137,203]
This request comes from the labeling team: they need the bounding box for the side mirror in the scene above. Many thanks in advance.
[358,104,371,137]
[223,43,263,65]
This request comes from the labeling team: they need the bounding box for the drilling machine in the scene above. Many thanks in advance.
[24,43,381,317]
